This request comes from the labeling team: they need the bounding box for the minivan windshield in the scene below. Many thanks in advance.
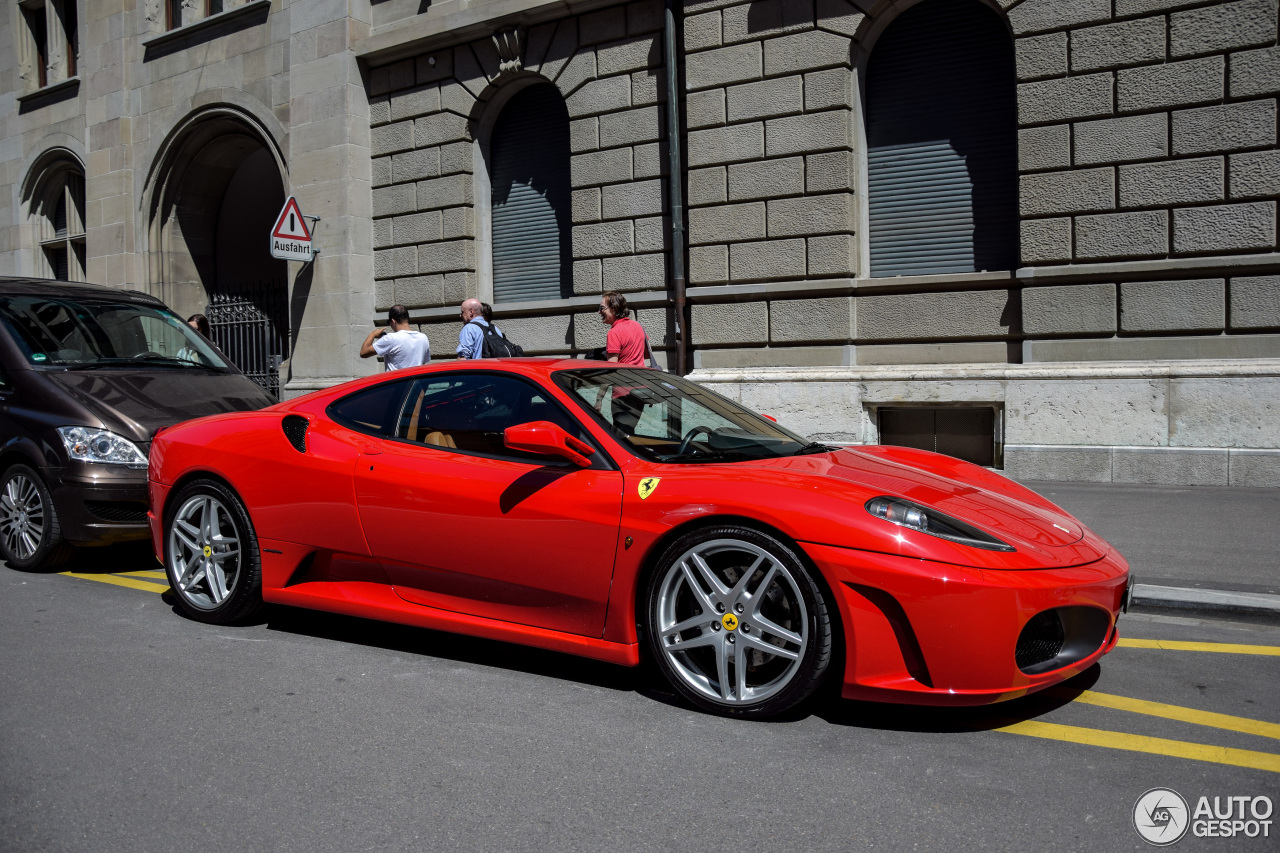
[0,295,229,370]
[555,367,834,463]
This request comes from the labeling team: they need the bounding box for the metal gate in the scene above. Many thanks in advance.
[206,281,288,400]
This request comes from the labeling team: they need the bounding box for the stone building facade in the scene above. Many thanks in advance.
[2,0,1279,485]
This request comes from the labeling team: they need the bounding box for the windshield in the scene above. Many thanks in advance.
[555,368,830,463]
[0,295,229,370]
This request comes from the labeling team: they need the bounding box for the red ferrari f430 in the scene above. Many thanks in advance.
[148,360,1130,718]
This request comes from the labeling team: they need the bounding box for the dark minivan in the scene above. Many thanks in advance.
[0,278,275,570]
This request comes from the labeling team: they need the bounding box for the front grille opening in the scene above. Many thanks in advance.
[1016,606,1112,675]
[282,415,308,453]
[877,406,999,467]
[84,501,148,524]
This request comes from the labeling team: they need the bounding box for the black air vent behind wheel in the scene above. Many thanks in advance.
[282,415,309,453]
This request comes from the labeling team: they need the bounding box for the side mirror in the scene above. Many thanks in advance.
[504,421,594,468]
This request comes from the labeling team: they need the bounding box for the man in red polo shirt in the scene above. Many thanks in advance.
[600,290,649,366]
[599,290,652,434]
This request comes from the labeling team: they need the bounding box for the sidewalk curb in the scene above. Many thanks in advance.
[1130,583,1280,624]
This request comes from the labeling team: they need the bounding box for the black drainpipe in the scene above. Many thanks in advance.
[663,0,687,374]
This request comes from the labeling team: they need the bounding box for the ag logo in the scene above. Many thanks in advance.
[637,477,661,500]
[1134,788,1190,846]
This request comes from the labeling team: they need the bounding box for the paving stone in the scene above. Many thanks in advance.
[767,193,855,237]
[770,296,854,342]
[729,238,807,281]
[727,158,804,201]
[690,301,768,345]
[687,122,765,166]
[689,202,766,244]
[726,76,803,123]
[689,166,728,206]
[762,29,851,77]
[1229,45,1280,98]
[765,111,849,156]
[806,234,857,277]
[1020,124,1071,171]
[685,42,762,91]
[689,244,729,283]
[805,150,854,193]
[687,88,726,129]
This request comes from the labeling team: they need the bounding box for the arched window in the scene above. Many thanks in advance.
[31,162,86,281]
[489,83,572,302]
[866,0,1016,277]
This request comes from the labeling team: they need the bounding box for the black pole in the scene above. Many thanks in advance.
[663,0,687,375]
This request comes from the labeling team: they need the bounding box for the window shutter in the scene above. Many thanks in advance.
[866,0,1017,278]
[490,84,572,302]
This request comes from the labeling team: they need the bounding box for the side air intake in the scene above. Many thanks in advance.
[282,415,309,453]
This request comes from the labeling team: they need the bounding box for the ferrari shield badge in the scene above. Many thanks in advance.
[637,477,661,500]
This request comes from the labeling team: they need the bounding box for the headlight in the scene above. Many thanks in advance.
[56,426,148,469]
[865,496,1015,552]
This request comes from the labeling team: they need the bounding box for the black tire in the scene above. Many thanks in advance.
[162,478,262,624]
[0,463,74,571]
[642,524,833,719]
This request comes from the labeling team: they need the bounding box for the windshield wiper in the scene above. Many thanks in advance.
[793,442,838,455]
[66,356,216,370]
[659,449,755,463]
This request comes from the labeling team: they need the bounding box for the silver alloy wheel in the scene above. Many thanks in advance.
[168,494,242,611]
[1,473,45,561]
[655,538,809,706]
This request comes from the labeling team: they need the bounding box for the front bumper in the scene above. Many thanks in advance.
[51,469,151,546]
[802,542,1129,706]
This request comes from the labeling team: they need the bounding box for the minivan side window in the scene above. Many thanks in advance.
[327,380,412,437]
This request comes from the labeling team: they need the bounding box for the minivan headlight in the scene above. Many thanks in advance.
[865,496,1015,552]
[56,427,148,469]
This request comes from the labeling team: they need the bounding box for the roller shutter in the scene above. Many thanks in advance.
[490,85,572,302]
[866,0,1017,278]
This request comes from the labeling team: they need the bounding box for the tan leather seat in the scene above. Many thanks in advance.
[424,431,456,448]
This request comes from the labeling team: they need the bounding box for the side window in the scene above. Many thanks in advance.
[395,373,592,463]
[327,380,412,437]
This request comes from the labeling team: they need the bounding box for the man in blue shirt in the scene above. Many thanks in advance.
[456,297,508,359]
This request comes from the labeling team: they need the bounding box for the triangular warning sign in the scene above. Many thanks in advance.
[272,197,311,240]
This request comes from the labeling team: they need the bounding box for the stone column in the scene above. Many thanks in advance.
[283,0,376,394]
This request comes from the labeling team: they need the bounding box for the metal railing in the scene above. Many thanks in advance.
[206,282,288,400]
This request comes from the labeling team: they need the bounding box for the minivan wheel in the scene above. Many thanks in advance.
[163,478,263,624]
[0,464,74,571]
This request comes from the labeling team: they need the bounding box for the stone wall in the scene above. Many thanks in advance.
[367,0,676,360]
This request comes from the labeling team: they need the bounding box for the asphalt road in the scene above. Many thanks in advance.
[2,551,1278,853]
[1020,481,1280,596]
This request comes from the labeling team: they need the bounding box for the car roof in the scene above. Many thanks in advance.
[0,276,163,304]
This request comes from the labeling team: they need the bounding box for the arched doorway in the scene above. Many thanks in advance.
[146,111,289,398]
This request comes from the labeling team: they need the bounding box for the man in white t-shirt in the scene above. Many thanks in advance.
[360,304,430,371]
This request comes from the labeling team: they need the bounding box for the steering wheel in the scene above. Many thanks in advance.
[677,425,716,456]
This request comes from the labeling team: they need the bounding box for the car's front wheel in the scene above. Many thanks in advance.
[644,525,833,718]
[163,478,262,624]
[0,463,74,570]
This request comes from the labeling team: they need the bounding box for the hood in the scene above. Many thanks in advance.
[44,368,275,443]
[722,446,1099,566]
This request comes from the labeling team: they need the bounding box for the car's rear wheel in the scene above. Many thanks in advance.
[0,463,74,571]
[163,479,262,624]
[644,525,832,718]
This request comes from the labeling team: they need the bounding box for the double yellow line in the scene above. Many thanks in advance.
[995,640,1280,773]
[57,570,1280,772]
[60,569,170,594]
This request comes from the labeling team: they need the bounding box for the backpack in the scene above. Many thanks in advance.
[469,320,524,358]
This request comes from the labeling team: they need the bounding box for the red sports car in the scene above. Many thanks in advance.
[148,360,1129,718]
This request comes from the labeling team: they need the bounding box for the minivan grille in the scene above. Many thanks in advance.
[85,501,149,524]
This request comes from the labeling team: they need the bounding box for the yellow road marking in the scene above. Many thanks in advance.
[1052,689,1280,741]
[994,719,1280,774]
[1118,638,1280,656]
[118,570,167,580]
[60,572,169,594]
